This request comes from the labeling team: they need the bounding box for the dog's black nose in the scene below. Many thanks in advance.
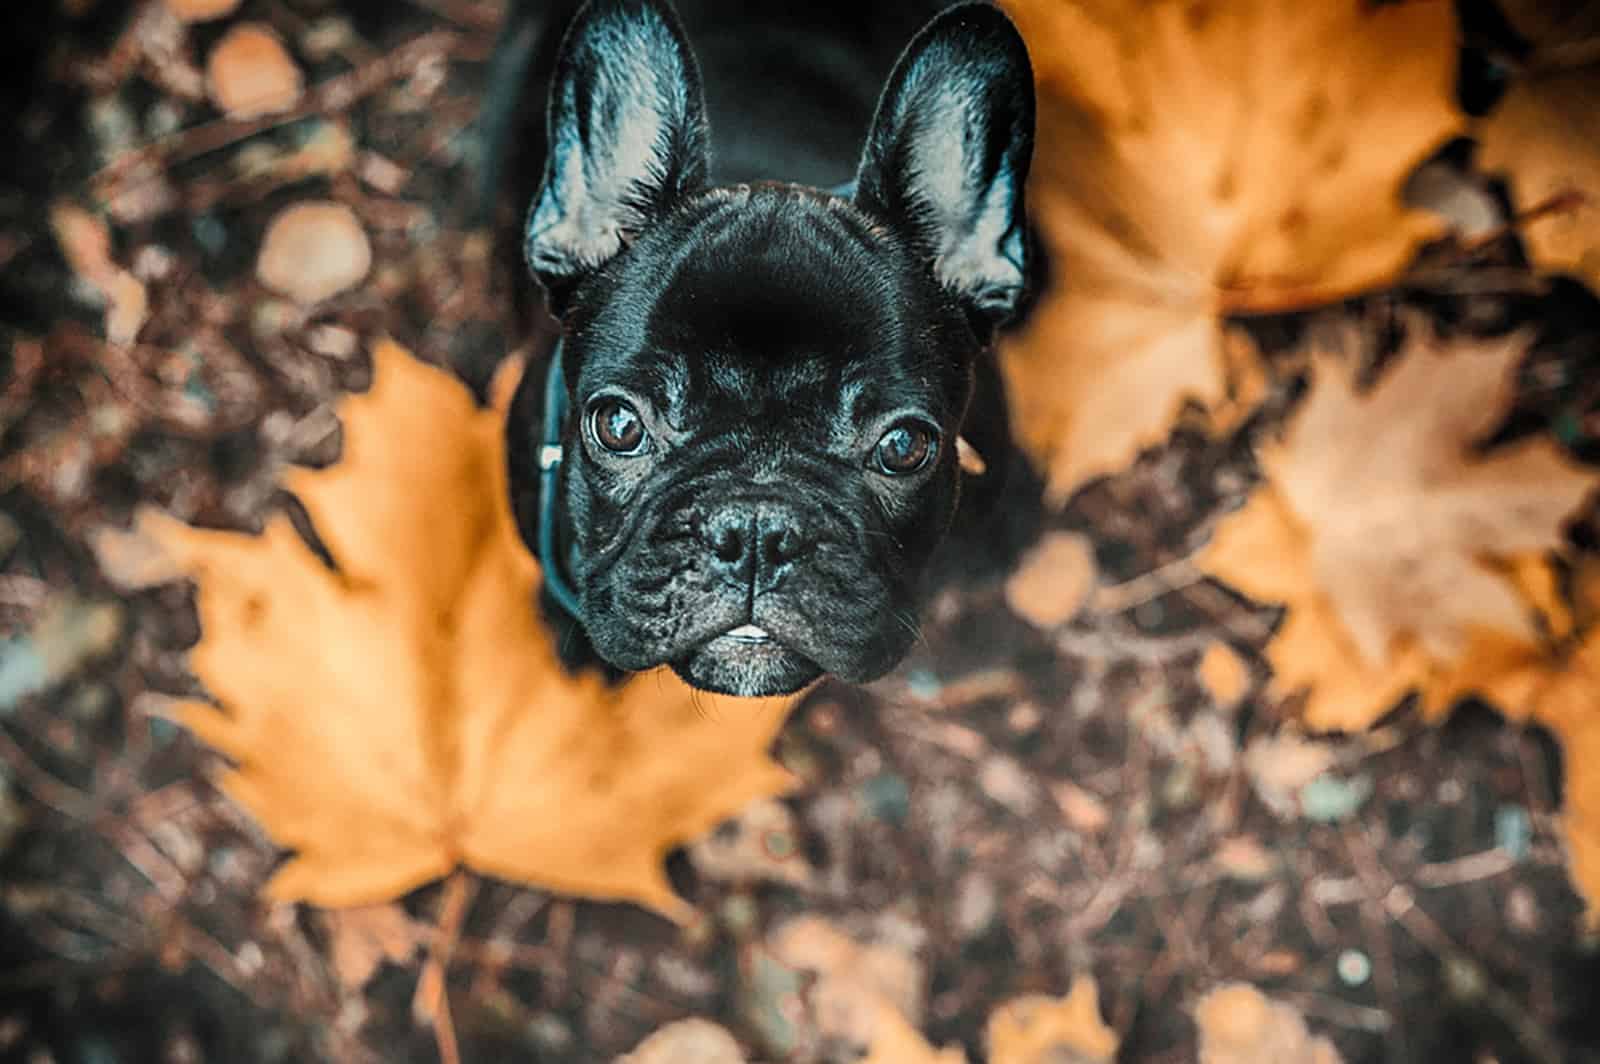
[700,501,815,591]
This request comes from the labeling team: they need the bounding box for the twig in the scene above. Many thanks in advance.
[1090,556,1207,615]
[414,871,475,1064]
[90,30,464,191]
[0,729,98,821]
[1412,848,1516,888]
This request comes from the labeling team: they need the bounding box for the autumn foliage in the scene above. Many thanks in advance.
[140,342,797,916]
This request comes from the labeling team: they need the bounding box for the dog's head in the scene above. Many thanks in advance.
[513,0,1033,696]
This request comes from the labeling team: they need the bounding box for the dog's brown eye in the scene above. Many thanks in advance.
[874,421,937,475]
[590,398,647,455]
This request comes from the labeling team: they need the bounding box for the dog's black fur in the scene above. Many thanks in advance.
[499,0,1035,696]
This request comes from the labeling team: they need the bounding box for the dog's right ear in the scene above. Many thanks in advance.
[525,0,710,312]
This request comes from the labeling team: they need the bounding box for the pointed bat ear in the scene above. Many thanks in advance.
[855,3,1035,329]
[525,0,711,312]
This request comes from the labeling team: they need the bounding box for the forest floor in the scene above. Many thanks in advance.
[2,2,1598,1063]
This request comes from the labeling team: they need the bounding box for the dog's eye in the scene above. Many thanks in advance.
[873,421,938,476]
[589,398,648,455]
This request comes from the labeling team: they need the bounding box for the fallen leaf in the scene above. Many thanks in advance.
[325,904,425,990]
[207,23,303,119]
[687,797,813,888]
[1476,63,1600,292]
[987,975,1119,1064]
[1243,733,1335,820]
[49,203,149,346]
[145,340,798,915]
[618,1018,747,1064]
[755,916,962,1061]
[256,201,372,305]
[997,0,1462,502]
[1198,329,1597,730]
[1005,531,1097,628]
[1194,984,1342,1064]
[768,916,925,1048]
[860,1009,967,1064]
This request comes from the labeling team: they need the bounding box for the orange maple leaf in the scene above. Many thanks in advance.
[1198,330,1596,732]
[996,0,1461,502]
[141,341,798,916]
[1473,12,1600,291]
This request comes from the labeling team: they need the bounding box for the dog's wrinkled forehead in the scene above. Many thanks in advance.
[569,187,969,430]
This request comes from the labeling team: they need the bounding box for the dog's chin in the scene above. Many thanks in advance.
[670,633,823,697]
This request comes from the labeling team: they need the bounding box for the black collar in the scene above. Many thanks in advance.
[536,340,583,619]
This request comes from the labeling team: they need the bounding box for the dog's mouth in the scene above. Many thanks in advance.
[670,623,822,696]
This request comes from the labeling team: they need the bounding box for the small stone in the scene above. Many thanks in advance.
[904,669,941,700]
[207,24,303,119]
[526,1013,573,1053]
[1299,773,1373,824]
[1335,949,1371,987]
[861,773,910,823]
[306,324,359,360]
[1506,885,1539,933]
[954,873,997,935]
[0,596,123,713]
[720,894,759,938]
[1493,805,1532,861]
[165,0,241,22]
[257,202,371,304]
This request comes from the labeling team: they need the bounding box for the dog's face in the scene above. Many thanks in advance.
[513,0,1034,696]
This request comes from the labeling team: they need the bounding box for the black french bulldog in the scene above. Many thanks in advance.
[499,0,1035,697]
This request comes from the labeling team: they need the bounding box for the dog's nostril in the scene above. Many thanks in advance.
[762,529,796,564]
[710,524,745,563]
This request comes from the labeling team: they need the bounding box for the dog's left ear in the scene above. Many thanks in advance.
[526,0,711,311]
[855,3,1034,327]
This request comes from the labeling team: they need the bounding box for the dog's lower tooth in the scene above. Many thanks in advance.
[728,624,769,640]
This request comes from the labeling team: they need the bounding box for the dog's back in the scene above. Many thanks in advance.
[667,0,948,188]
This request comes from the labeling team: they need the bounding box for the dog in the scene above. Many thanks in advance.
[498,0,1036,697]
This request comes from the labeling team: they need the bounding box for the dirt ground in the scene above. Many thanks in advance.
[2,2,1599,1063]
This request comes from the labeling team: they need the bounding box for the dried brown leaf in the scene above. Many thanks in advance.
[147,341,798,915]
[1199,331,1596,730]
[1195,984,1342,1064]
[987,975,1119,1064]
[1477,63,1600,291]
[325,904,425,990]
[996,0,1461,502]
